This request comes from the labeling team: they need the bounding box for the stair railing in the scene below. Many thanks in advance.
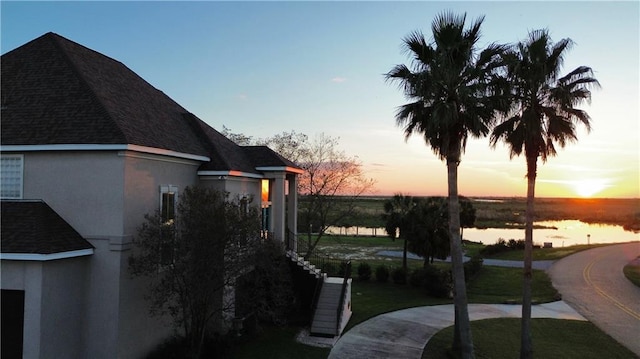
[336,260,351,335]
[287,229,351,331]
[287,229,343,276]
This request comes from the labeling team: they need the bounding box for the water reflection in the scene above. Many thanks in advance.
[326,220,639,247]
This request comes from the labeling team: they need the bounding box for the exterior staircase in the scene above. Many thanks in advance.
[310,276,352,337]
[286,248,352,338]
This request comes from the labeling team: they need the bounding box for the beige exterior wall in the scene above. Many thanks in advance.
[5,149,285,358]
[117,151,200,357]
[199,175,262,205]
[23,151,125,237]
[15,150,205,358]
[1,257,89,359]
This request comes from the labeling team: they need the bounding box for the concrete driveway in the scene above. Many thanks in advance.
[327,302,585,359]
[548,242,640,356]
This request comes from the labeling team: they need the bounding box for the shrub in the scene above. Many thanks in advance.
[409,267,427,288]
[508,239,525,250]
[145,334,231,359]
[357,262,372,281]
[480,238,509,256]
[322,262,337,276]
[409,266,451,298]
[375,265,389,283]
[391,266,408,285]
[464,255,484,282]
[338,261,350,277]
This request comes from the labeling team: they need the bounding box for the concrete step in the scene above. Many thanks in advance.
[314,308,338,318]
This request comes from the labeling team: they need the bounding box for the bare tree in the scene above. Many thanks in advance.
[297,134,375,257]
[222,128,375,257]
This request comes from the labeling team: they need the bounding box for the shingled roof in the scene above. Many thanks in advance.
[1,32,300,175]
[243,146,300,169]
[1,200,94,258]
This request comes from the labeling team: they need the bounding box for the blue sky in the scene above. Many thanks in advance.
[2,1,638,197]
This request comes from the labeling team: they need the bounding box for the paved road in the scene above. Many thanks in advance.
[548,242,640,356]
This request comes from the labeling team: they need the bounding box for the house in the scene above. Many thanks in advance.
[0,32,302,359]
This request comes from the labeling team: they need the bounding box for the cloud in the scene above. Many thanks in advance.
[236,93,248,100]
[331,77,346,83]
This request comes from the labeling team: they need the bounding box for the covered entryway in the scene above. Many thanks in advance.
[2,289,25,359]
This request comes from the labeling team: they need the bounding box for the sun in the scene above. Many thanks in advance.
[573,179,608,198]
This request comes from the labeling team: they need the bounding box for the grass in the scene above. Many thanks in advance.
[227,263,561,358]
[228,230,636,358]
[467,266,559,304]
[228,326,330,359]
[623,258,640,287]
[348,263,559,331]
[422,318,637,359]
[462,240,485,258]
[315,234,403,248]
[348,280,450,331]
[481,243,619,261]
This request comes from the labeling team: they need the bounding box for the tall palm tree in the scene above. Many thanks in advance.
[386,12,508,358]
[490,29,599,359]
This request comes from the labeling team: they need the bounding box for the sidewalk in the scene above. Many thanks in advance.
[325,301,585,359]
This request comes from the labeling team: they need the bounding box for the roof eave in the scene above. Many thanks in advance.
[0,248,94,261]
[255,166,305,175]
[0,144,210,162]
[197,170,263,179]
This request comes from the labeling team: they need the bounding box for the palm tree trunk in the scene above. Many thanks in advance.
[447,156,475,359]
[520,155,536,359]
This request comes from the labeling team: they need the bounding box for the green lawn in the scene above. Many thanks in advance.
[315,234,403,248]
[481,243,618,261]
[228,240,632,358]
[467,266,560,304]
[348,280,449,331]
[228,326,330,359]
[423,318,636,359]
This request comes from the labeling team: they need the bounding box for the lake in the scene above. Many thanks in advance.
[326,220,639,247]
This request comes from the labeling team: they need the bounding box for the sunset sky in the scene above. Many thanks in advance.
[2,1,638,198]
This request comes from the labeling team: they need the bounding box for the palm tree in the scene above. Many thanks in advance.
[490,29,599,359]
[405,197,451,267]
[386,12,508,358]
[382,194,415,273]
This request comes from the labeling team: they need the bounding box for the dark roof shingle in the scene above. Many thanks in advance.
[243,146,299,168]
[1,32,301,175]
[1,200,94,255]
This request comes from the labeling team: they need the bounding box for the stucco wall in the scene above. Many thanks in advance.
[18,150,202,358]
[9,150,268,358]
[1,257,89,359]
[200,176,262,207]
[22,151,125,238]
[118,152,200,357]
[39,257,89,358]
[1,261,42,358]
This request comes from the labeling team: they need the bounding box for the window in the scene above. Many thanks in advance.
[1,155,23,199]
[159,185,178,266]
[160,185,178,226]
